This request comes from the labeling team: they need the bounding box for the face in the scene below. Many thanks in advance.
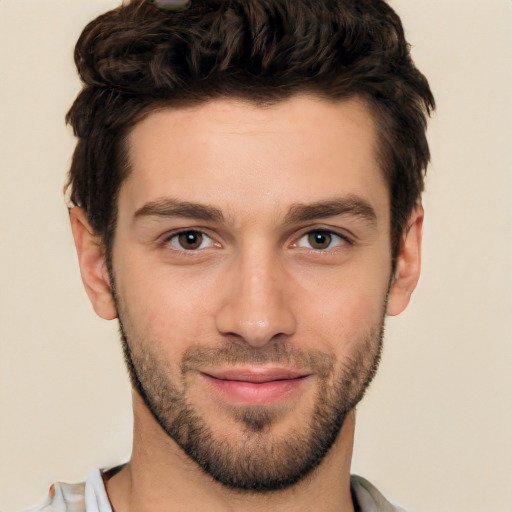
[76,95,419,491]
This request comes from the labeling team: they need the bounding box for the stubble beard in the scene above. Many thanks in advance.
[113,288,385,492]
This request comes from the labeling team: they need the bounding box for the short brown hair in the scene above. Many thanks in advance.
[66,0,434,260]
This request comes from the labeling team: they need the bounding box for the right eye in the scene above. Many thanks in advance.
[166,230,215,251]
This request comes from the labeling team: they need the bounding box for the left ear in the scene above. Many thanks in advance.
[386,206,424,317]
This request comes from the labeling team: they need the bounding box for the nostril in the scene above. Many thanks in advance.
[214,265,297,346]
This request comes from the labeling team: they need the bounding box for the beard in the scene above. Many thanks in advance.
[114,288,385,493]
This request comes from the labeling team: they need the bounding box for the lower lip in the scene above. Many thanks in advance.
[201,374,309,404]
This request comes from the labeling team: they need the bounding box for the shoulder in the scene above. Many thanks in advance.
[351,475,409,512]
[22,482,85,512]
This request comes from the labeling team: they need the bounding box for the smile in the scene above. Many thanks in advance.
[200,368,312,404]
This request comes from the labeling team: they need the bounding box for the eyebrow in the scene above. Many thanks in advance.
[284,196,377,226]
[134,198,225,223]
[133,195,377,226]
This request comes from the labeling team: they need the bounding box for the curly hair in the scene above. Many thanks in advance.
[66,0,434,259]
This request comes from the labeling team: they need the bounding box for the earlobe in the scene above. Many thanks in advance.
[386,206,424,317]
[69,207,118,320]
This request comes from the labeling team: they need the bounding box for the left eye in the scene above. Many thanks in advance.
[296,230,345,250]
[167,230,215,250]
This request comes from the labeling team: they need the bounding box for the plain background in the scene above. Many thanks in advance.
[1,0,511,511]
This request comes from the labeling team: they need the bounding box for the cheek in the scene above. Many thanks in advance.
[115,257,222,351]
[293,260,390,352]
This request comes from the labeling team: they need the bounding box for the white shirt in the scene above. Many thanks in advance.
[24,469,110,512]
[25,469,407,512]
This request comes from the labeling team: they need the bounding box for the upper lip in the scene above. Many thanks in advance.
[202,367,311,383]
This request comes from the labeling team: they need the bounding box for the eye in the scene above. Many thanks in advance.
[296,230,347,250]
[167,230,215,251]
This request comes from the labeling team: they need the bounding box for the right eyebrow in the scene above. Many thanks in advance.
[133,198,225,223]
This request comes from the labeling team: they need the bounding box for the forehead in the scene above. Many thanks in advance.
[121,95,388,221]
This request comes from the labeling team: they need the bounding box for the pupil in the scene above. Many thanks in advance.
[309,231,331,249]
[179,231,202,249]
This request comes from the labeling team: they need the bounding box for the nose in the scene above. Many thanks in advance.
[215,251,297,348]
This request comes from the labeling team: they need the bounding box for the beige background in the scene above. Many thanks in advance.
[1,0,511,511]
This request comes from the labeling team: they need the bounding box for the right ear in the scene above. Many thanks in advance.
[69,207,117,320]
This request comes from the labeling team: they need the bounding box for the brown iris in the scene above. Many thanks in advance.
[307,231,333,250]
[178,231,203,250]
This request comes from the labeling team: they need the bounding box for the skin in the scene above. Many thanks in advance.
[71,95,423,512]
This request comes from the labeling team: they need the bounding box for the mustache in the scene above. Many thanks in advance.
[180,343,335,379]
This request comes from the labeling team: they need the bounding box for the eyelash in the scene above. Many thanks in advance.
[295,230,352,251]
[163,230,217,251]
[162,228,353,252]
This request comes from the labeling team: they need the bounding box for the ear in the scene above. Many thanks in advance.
[69,207,117,320]
[386,206,424,317]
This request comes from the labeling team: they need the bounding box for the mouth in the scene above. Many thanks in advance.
[200,367,312,404]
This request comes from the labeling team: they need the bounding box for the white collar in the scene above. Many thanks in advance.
[84,468,112,512]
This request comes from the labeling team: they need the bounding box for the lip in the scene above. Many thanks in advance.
[203,367,311,383]
[200,367,311,404]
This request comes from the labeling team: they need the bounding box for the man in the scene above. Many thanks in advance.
[28,0,434,510]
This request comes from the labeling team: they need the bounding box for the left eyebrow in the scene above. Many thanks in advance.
[283,196,378,226]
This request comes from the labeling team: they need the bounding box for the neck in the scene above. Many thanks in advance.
[106,391,356,512]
